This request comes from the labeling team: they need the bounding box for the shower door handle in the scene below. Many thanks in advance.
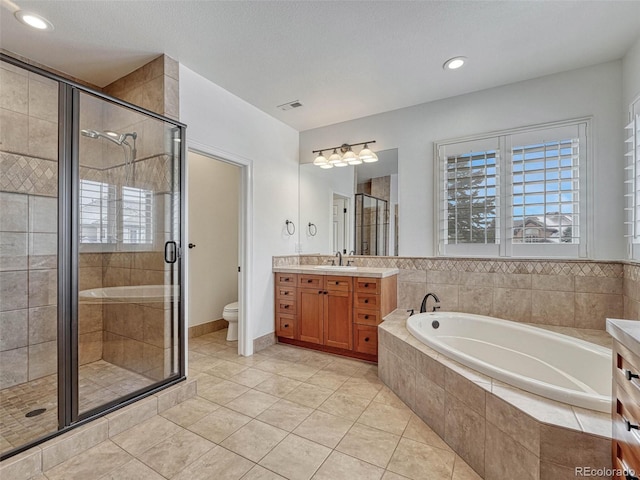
[164,241,178,264]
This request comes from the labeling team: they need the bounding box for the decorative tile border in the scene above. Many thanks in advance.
[0,153,57,197]
[624,261,640,282]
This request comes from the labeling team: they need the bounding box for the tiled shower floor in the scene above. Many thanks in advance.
[0,360,153,454]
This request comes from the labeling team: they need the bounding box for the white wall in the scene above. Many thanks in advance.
[623,36,640,110]
[300,61,625,260]
[180,65,299,344]
[187,152,239,327]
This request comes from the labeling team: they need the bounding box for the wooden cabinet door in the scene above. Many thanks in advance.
[297,288,324,344]
[324,289,352,350]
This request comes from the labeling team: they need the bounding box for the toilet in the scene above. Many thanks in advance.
[223,302,239,341]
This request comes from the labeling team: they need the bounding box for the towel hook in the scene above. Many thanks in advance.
[285,220,296,235]
[308,222,317,236]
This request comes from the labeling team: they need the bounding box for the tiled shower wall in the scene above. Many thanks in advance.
[274,255,639,328]
[0,63,59,389]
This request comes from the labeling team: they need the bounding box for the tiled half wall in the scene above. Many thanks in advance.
[273,255,639,328]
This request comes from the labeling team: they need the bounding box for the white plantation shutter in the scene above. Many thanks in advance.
[122,186,153,244]
[436,120,588,258]
[79,180,115,243]
[625,96,640,260]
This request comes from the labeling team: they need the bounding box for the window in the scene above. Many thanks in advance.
[79,180,153,246]
[625,96,640,260]
[436,120,588,257]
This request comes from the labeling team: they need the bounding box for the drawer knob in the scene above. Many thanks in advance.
[283,291,289,295]
[284,305,289,309]
[625,369,639,381]
[364,315,369,320]
[284,324,289,328]
[364,337,370,342]
[307,279,313,283]
[626,473,639,480]
[364,299,369,304]
[625,418,639,431]
[284,278,290,281]
[364,283,369,287]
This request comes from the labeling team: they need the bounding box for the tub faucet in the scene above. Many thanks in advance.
[335,251,342,266]
[420,293,441,313]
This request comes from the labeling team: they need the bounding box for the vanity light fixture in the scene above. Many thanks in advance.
[311,141,377,168]
[15,10,54,31]
[443,56,467,70]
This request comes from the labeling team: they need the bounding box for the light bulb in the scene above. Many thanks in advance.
[443,56,467,70]
[15,11,54,31]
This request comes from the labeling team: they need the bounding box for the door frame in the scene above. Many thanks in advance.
[186,142,253,357]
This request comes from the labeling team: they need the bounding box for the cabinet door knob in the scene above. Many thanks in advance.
[364,299,369,304]
[625,418,639,431]
[284,324,289,328]
[364,283,369,287]
[324,291,328,295]
[318,290,323,294]
[283,305,289,309]
[626,473,639,480]
[625,369,639,381]
[364,337,370,342]
[307,279,313,283]
[364,315,369,320]
[284,291,289,295]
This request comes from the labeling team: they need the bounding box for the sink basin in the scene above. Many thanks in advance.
[313,265,358,271]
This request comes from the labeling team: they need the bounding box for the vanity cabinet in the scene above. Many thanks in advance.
[274,271,397,362]
[612,339,640,479]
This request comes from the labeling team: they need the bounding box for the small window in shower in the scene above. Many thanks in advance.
[122,186,153,245]
[79,179,116,244]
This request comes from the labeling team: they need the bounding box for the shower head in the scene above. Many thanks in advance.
[81,129,136,146]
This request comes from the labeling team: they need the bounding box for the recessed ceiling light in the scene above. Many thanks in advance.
[443,56,467,70]
[14,11,54,31]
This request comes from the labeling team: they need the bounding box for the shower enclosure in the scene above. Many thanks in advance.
[354,193,388,255]
[0,55,185,459]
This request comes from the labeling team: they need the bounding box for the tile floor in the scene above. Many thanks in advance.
[1,360,154,453]
[19,329,481,479]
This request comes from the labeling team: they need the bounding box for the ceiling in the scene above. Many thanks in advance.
[1,1,639,132]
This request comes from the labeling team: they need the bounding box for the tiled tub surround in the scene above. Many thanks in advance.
[378,311,613,479]
[274,255,640,327]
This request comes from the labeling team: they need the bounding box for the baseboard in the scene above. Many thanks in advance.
[188,319,227,338]
[253,332,276,352]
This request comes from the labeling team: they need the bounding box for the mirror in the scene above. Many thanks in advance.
[298,148,398,256]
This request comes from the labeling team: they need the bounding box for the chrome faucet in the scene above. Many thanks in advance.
[335,251,343,266]
[420,293,441,313]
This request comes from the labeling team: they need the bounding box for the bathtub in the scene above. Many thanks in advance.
[79,285,179,304]
[406,312,611,412]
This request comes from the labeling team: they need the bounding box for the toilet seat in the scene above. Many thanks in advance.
[223,302,238,313]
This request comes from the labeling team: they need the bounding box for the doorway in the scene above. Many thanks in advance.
[186,151,244,355]
[332,194,350,254]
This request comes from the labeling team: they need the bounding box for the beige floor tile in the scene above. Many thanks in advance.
[336,423,400,468]
[220,352,270,367]
[452,455,483,480]
[197,379,250,405]
[255,358,295,375]
[259,434,331,480]
[381,472,411,479]
[160,396,220,427]
[254,375,301,397]
[336,380,383,401]
[137,430,215,478]
[402,415,452,453]
[221,420,287,462]
[111,416,183,456]
[276,363,320,382]
[189,353,223,372]
[304,370,350,391]
[228,368,275,388]
[358,402,412,436]
[173,445,254,480]
[257,399,314,431]
[373,386,411,410]
[317,392,371,421]
[386,438,455,480]
[285,383,334,409]
[321,358,368,377]
[241,464,288,479]
[312,450,384,480]
[293,410,353,448]
[192,342,231,356]
[193,371,225,389]
[44,441,132,480]
[187,406,252,443]
[98,458,165,480]
[227,390,280,417]
[206,359,249,379]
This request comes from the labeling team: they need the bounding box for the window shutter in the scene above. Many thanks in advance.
[624,101,640,247]
[122,186,154,244]
[79,180,114,244]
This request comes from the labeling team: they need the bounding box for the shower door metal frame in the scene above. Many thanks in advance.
[0,52,187,461]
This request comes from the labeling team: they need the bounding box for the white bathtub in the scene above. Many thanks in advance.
[79,285,179,304]
[406,312,612,412]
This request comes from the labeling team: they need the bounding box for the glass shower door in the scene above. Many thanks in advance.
[76,91,182,415]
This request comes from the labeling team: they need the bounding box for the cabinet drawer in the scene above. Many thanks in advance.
[276,298,296,314]
[354,325,377,355]
[355,278,380,294]
[277,286,296,299]
[276,313,295,339]
[354,292,379,309]
[299,274,323,288]
[276,273,297,285]
[354,309,380,326]
[614,434,640,479]
[325,276,352,292]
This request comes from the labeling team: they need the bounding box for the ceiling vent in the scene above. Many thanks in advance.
[277,100,303,111]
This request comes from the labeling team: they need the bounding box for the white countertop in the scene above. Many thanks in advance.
[273,265,399,278]
[606,318,640,354]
